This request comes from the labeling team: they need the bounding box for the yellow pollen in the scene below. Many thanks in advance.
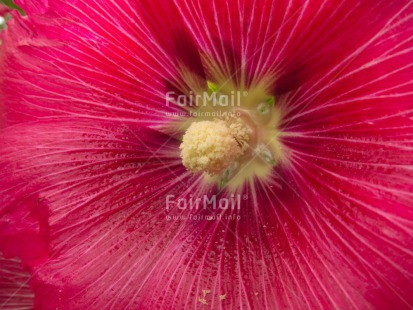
[180,119,250,175]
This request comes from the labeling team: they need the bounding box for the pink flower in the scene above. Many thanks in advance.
[1,0,412,308]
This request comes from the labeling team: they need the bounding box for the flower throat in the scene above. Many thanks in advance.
[178,81,283,191]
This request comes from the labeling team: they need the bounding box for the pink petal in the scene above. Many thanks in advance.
[2,0,204,126]
[0,4,10,16]
[173,0,412,90]
[0,254,34,309]
[0,189,49,266]
[0,120,214,308]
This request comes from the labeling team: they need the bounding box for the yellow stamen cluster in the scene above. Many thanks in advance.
[180,119,250,175]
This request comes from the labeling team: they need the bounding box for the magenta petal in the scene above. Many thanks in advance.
[0,4,10,16]
[15,0,48,14]
[2,0,197,126]
[175,0,412,91]
[0,190,49,266]
[0,254,34,309]
[251,173,413,308]
[0,120,212,308]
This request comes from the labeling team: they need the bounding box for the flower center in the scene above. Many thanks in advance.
[180,117,251,175]
[174,82,283,190]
